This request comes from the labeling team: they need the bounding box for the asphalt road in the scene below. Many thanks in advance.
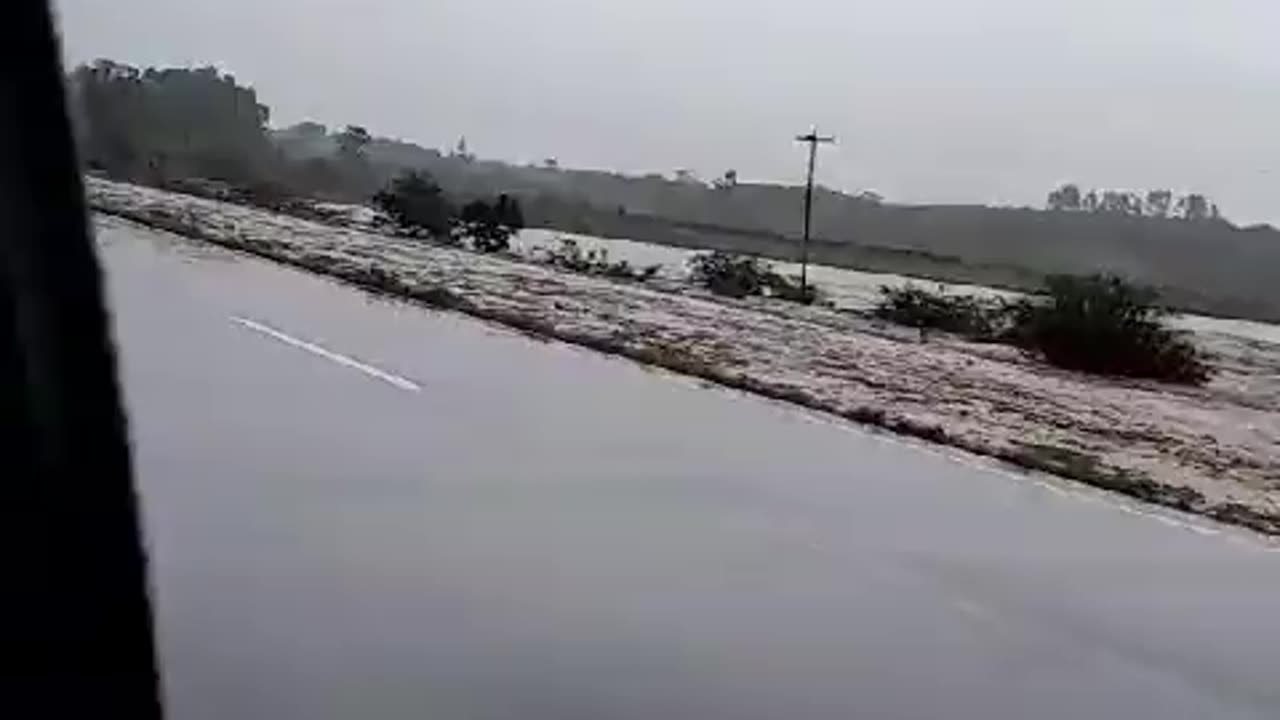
[99,215,1280,720]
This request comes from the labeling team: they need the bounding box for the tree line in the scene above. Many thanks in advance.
[69,59,273,184]
[1045,184,1221,222]
[67,59,397,200]
[68,59,525,251]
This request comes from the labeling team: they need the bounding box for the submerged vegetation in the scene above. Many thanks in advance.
[372,171,524,253]
[1010,274,1211,385]
[543,237,661,282]
[688,251,820,304]
[874,274,1211,385]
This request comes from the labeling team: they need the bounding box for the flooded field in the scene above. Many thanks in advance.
[516,228,1280,346]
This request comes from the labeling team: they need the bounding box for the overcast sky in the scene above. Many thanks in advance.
[54,0,1280,223]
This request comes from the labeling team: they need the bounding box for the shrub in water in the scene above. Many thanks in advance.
[873,284,1008,340]
[1011,274,1210,384]
[456,193,524,253]
[372,171,453,239]
[687,251,772,298]
[874,274,1211,384]
[546,237,661,281]
[689,251,822,303]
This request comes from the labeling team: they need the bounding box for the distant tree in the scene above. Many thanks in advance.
[1046,183,1082,211]
[1094,190,1144,216]
[1176,193,1211,222]
[543,157,560,170]
[372,171,454,238]
[1145,189,1173,218]
[1053,184,1225,222]
[453,136,475,162]
[713,169,739,190]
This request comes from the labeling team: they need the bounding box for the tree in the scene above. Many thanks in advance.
[1145,189,1173,218]
[1046,183,1082,211]
[453,136,474,162]
[456,193,524,252]
[713,169,739,190]
[1096,190,1142,216]
[1053,184,1221,222]
[68,60,274,182]
[1176,193,1211,222]
[372,171,453,238]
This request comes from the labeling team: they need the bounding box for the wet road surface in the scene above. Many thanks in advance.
[99,216,1280,719]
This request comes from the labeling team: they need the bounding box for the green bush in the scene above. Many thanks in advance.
[372,171,453,239]
[688,251,820,303]
[545,238,661,281]
[874,274,1212,384]
[1011,274,1210,384]
[688,251,769,298]
[873,284,1008,339]
[456,193,524,252]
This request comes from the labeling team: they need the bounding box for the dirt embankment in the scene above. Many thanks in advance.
[87,178,1280,536]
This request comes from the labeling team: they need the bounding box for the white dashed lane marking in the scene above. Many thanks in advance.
[231,316,421,392]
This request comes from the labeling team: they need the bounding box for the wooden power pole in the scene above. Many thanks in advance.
[795,128,835,297]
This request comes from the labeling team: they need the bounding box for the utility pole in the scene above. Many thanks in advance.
[795,128,835,297]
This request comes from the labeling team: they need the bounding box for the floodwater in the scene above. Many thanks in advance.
[513,228,1280,347]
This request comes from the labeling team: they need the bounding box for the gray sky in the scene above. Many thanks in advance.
[54,0,1280,223]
